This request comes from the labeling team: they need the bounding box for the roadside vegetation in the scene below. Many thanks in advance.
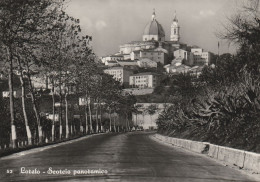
[156,0,260,153]
[0,0,136,154]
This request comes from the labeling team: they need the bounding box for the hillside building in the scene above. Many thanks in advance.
[129,72,159,88]
[103,67,133,86]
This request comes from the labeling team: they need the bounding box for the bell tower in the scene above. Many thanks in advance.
[170,11,180,42]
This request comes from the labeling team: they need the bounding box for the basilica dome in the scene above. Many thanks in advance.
[143,10,165,41]
[143,19,165,37]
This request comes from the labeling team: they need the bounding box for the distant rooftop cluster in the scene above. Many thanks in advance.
[101,10,213,94]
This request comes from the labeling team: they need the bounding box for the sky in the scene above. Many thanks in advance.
[65,0,244,57]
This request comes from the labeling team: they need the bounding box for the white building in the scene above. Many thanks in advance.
[129,72,159,88]
[117,60,137,67]
[104,67,133,85]
[2,90,21,98]
[104,60,119,67]
[120,41,156,55]
[31,75,49,90]
[191,47,212,65]
[137,58,157,68]
[173,49,194,66]
[164,64,191,74]
[101,55,124,64]
[130,50,141,60]
[189,66,204,77]
[140,49,167,65]
[47,114,59,121]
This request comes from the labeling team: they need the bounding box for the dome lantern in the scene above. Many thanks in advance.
[151,8,156,20]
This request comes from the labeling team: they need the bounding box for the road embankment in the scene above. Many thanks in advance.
[153,133,260,174]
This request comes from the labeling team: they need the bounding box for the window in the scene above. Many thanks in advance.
[174,29,177,34]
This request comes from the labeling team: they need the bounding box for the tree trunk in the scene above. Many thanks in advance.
[17,59,32,145]
[95,104,98,133]
[24,60,42,144]
[8,48,17,148]
[59,94,62,140]
[27,72,42,143]
[109,108,112,132]
[70,104,74,136]
[51,80,55,142]
[113,116,116,132]
[135,114,138,131]
[84,100,88,134]
[125,114,129,132]
[80,121,84,133]
[99,103,103,132]
[65,92,69,139]
[70,122,73,136]
[88,98,93,133]
[58,69,63,140]
[79,105,83,133]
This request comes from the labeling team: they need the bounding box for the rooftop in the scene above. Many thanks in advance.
[117,60,137,63]
[104,66,124,70]
[121,41,156,46]
[131,72,159,76]
[107,61,118,63]
[104,66,133,72]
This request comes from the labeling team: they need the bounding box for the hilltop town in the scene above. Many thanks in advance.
[100,10,215,95]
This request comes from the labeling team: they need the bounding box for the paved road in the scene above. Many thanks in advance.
[0,132,258,182]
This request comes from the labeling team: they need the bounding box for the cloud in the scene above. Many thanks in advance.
[95,20,107,31]
[81,17,93,28]
[199,10,216,17]
[192,10,216,20]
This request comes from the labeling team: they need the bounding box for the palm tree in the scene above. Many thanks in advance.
[146,104,158,130]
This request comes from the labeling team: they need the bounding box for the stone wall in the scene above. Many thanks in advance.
[154,134,260,173]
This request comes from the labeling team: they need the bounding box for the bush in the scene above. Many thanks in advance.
[157,70,260,152]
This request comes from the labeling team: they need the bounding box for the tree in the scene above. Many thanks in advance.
[73,51,97,134]
[219,0,260,74]
[0,0,60,147]
[118,94,137,131]
[200,53,239,85]
[15,55,32,145]
[146,104,157,129]
[132,104,143,130]
[41,5,92,139]
[101,74,122,132]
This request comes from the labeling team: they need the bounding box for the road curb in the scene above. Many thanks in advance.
[0,133,107,160]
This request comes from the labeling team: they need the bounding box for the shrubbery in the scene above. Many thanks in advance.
[157,0,260,152]
[157,70,260,152]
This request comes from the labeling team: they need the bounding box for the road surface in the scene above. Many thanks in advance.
[0,132,258,182]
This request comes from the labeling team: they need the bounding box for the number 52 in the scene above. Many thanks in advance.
[7,169,13,174]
